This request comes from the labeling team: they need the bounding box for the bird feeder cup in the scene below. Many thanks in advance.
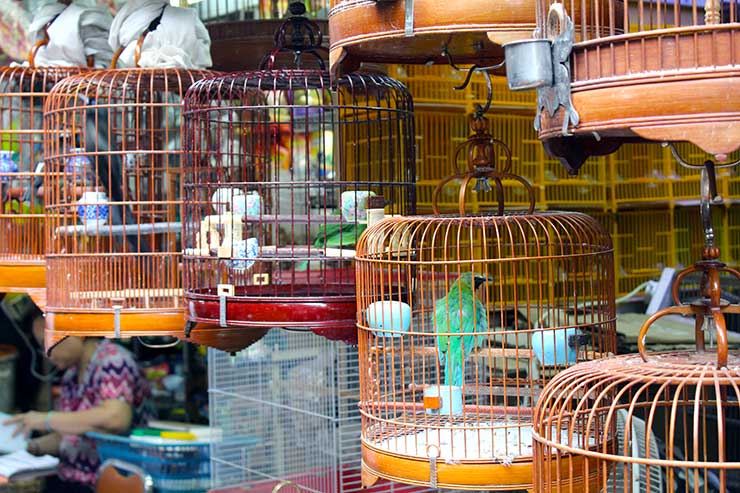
[0,25,92,308]
[182,8,415,351]
[354,115,616,490]
[42,45,213,349]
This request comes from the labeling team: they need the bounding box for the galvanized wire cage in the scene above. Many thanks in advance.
[354,115,616,491]
[182,10,415,351]
[0,33,91,306]
[43,66,212,348]
[208,329,437,493]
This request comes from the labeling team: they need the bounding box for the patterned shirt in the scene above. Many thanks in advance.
[57,340,154,486]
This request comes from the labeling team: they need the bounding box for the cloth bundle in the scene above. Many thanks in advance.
[28,1,114,68]
[109,0,211,69]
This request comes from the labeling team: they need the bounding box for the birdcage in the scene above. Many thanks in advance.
[525,0,740,171]
[0,26,92,307]
[182,7,415,350]
[354,112,616,491]
[328,0,539,77]
[42,39,213,348]
[208,328,439,493]
[532,170,740,492]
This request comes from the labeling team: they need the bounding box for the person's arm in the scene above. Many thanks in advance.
[27,432,62,457]
[4,399,133,437]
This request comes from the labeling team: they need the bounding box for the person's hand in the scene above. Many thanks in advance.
[3,412,49,438]
[27,439,43,456]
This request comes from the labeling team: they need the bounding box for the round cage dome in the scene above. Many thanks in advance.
[353,115,616,490]
[182,71,415,350]
[533,198,740,493]
[0,36,92,307]
[43,66,213,349]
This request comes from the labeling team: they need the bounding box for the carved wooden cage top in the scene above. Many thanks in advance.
[42,68,213,345]
[353,208,617,490]
[181,68,416,349]
[0,64,90,299]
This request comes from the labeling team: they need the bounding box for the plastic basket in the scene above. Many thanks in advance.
[88,432,212,493]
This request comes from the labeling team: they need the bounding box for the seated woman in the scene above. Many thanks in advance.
[5,311,154,493]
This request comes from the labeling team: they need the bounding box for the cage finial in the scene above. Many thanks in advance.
[260,1,326,70]
[431,113,535,216]
[637,157,740,368]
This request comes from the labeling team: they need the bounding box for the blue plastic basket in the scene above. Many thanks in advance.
[88,432,211,493]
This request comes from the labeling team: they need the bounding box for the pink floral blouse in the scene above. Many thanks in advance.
[57,340,153,486]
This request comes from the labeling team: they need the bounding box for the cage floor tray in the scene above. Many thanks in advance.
[187,283,357,344]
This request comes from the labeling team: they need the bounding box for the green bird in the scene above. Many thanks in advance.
[435,272,490,388]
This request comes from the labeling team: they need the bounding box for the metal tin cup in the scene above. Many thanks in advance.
[503,39,553,91]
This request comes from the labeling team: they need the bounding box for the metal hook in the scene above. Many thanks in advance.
[135,337,181,349]
[662,142,740,170]
[441,46,505,95]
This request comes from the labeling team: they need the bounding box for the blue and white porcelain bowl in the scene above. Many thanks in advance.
[76,191,109,229]
[341,190,376,223]
[365,300,411,338]
[232,237,259,270]
[66,148,93,185]
[0,150,17,183]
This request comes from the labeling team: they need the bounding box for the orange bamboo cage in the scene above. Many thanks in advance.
[354,113,617,491]
[513,0,740,171]
[533,166,740,493]
[182,5,416,352]
[0,28,91,307]
[42,33,213,349]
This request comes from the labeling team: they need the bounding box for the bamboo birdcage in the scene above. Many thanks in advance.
[42,29,213,350]
[182,5,415,353]
[533,165,740,493]
[0,26,92,308]
[354,114,617,491]
[532,0,740,171]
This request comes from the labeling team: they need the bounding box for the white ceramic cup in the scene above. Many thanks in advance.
[424,385,463,415]
[365,300,411,337]
[232,192,262,217]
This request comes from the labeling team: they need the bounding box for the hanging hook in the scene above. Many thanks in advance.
[441,46,505,94]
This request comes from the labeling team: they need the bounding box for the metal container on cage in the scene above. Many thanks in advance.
[182,5,416,352]
[354,113,617,491]
[0,24,92,308]
[42,27,214,350]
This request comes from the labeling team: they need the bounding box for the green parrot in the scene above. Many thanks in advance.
[435,272,490,387]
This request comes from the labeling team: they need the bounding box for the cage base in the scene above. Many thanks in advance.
[0,261,46,292]
[184,323,270,353]
[361,442,599,491]
[539,31,740,159]
[186,285,357,344]
[44,309,185,351]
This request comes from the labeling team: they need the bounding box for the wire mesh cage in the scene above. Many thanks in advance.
[42,62,213,348]
[0,31,91,305]
[182,8,415,352]
[208,328,440,493]
[353,113,617,491]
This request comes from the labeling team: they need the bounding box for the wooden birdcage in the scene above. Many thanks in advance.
[182,7,415,352]
[42,32,213,349]
[0,27,92,308]
[533,165,740,493]
[531,0,740,171]
[328,0,537,77]
[354,113,616,491]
